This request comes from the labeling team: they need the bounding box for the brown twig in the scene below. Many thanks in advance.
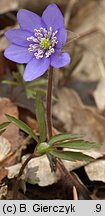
[78,28,99,41]
[13,154,35,199]
[57,159,91,199]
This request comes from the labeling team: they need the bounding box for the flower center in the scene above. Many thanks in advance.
[27,27,58,59]
[40,38,51,50]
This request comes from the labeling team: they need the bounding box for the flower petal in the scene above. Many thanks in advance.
[23,56,50,81]
[5,29,32,47]
[56,28,67,48]
[4,44,33,63]
[42,4,64,31]
[17,9,42,33]
[51,52,70,68]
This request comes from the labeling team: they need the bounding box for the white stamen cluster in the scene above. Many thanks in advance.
[27,27,58,59]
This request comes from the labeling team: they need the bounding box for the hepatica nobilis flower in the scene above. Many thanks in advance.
[4,4,70,81]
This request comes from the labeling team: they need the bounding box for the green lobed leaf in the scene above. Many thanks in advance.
[54,140,101,150]
[26,88,36,99]
[35,94,47,142]
[48,133,83,146]
[35,88,47,95]
[0,121,10,130]
[51,150,94,161]
[2,80,19,86]
[12,71,24,85]
[5,114,39,143]
[26,88,47,99]
[26,78,47,88]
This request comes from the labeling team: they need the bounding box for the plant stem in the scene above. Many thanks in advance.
[46,66,53,139]
[46,67,91,198]
[13,154,35,199]
[46,66,57,171]
[57,159,91,199]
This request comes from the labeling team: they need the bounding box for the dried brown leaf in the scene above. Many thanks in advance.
[0,97,19,148]
[53,88,105,154]
[0,0,18,14]
[93,79,105,111]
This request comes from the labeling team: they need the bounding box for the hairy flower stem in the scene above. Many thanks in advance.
[46,66,57,171]
[46,66,53,139]
[46,68,91,198]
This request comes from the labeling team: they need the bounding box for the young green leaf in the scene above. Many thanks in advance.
[26,88,47,99]
[0,121,9,135]
[12,71,24,85]
[54,140,101,150]
[17,64,24,76]
[35,94,47,142]
[26,88,36,99]
[0,121,10,130]
[5,114,39,143]
[48,133,83,146]
[26,78,47,88]
[51,150,94,161]
[35,88,47,95]
[2,80,19,86]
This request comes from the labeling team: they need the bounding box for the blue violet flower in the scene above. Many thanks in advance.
[4,4,70,81]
